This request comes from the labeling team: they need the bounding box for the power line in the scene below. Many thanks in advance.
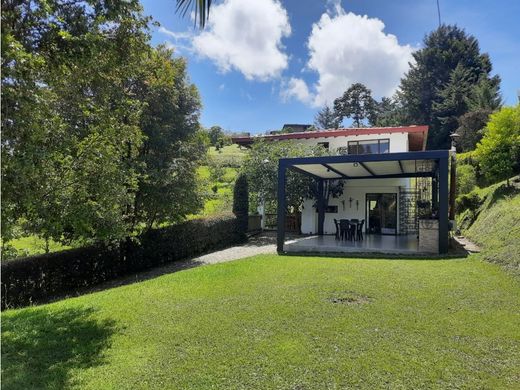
[436,0,442,27]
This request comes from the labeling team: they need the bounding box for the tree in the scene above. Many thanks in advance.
[475,105,520,185]
[372,96,407,127]
[132,46,205,232]
[242,141,343,214]
[333,83,377,127]
[1,2,205,245]
[233,173,249,233]
[176,0,212,28]
[398,25,500,149]
[1,0,151,244]
[314,105,341,129]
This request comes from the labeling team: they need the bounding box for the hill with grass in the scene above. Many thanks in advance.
[457,176,520,274]
[195,145,246,216]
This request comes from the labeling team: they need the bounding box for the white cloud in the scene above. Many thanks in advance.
[192,0,291,81]
[302,6,415,107]
[281,77,312,104]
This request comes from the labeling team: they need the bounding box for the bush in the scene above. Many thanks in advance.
[233,173,249,233]
[1,214,244,309]
[456,192,481,213]
[457,164,477,195]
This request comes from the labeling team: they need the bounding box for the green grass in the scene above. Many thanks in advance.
[3,254,519,389]
[3,235,71,260]
[457,176,520,274]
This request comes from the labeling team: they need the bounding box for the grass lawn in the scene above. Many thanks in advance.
[3,235,71,260]
[2,254,520,389]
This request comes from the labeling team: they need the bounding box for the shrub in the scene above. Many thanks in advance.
[1,214,244,309]
[457,164,477,195]
[233,173,249,233]
[456,192,481,213]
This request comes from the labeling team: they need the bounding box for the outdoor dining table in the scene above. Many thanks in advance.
[339,219,364,241]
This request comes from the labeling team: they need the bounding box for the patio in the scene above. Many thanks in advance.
[285,234,419,255]
[277,150,453,255]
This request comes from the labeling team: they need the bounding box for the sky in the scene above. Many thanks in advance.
[141,0,520,134]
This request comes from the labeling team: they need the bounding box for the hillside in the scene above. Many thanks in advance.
[458,177,520,274]
[195,145,246,216]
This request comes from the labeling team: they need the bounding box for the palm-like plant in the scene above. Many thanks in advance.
[176,0,212,28]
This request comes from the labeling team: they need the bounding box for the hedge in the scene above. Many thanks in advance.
[1,214,245,309]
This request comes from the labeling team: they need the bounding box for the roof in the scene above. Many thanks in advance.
[232,125,429,151]
[280,150,449,181]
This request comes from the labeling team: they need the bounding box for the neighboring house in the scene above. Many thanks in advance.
[233,126,454,254]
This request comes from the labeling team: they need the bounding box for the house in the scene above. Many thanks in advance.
[233,125,455,255]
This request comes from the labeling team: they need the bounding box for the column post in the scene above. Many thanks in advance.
[277,160,287,253]
[438,156,449,254]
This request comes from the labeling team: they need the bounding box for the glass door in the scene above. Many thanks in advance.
[366,193,397,235]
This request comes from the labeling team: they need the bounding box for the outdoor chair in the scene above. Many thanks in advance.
[349,219,359,241]
[339,219,350,240]
[333,219,340,240]
[356,219,365,241]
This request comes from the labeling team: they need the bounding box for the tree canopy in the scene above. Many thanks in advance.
[1,1,204,245]
[333,83,377,128]
[398,25,501,149]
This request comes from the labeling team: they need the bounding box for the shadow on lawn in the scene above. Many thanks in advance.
[2,306,116,390]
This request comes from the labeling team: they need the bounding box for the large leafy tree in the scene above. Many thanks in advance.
[2,0,150,244]
[398,25,500,149]
[475,105,520,185]
[333,83,377,128]
[1,1,204,245]
[242,141,343,214]
[132,46,205,232]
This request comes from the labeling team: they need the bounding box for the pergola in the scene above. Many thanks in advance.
[277,150,451,254]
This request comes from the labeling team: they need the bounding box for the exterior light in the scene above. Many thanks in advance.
[450,132,460,152]
[353,162,359,167]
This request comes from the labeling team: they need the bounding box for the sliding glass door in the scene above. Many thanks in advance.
[366,193,397,235]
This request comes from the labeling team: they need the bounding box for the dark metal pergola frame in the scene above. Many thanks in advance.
[277,150,451,254]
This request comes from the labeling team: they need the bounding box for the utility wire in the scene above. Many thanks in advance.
[436,0,442,27]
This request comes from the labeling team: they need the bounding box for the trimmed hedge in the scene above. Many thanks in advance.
[1,214,245,309]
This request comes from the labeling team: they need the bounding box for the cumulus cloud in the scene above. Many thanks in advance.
[192,0,291,81]
[281,77,312,104]
[303,6,415,107]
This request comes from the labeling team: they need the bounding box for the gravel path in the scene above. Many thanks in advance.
[190,232,277,265]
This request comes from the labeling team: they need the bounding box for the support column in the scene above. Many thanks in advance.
[432,176,438,212]
[438,156,449,254]
[277,161,286,253]
[317,179,325,235]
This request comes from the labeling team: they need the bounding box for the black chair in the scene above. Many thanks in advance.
[333,219,340,240]
[349,219,358,241]
[356,219,365,241]
[339,219,350,241]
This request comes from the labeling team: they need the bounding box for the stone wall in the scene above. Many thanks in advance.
[419,219,439,253]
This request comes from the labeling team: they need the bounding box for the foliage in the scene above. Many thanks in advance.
[232,173,249,233]
[314,104,340,129]
[241,141,338,213]
[372,96,407,127]
[207,125,232,150]
[1,1,204,244]
[398,25,500,149]
[176,0,212,28]
[457,109,491,152]
[456,191,481,213]
[333,83,377,127]
[3,254,520,388]
[457,164,477,195]
[475,105,520,184]
[133,46,205,231]
[1,214,244,309]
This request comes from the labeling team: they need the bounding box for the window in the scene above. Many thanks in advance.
[315,205,338,213]
[348,139,390,155]
[317,141,330,150]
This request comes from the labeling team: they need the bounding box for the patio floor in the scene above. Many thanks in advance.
[284,234,420,255]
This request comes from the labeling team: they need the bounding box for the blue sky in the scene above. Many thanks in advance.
[141,0,520,134]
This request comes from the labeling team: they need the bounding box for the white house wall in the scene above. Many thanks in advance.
[301,178,409,235]
[291,132,409,153]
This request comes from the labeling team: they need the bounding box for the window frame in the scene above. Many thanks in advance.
[347,138,390,155]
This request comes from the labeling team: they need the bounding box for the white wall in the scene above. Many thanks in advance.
[293,132,409,153]
[301,178,409,235]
